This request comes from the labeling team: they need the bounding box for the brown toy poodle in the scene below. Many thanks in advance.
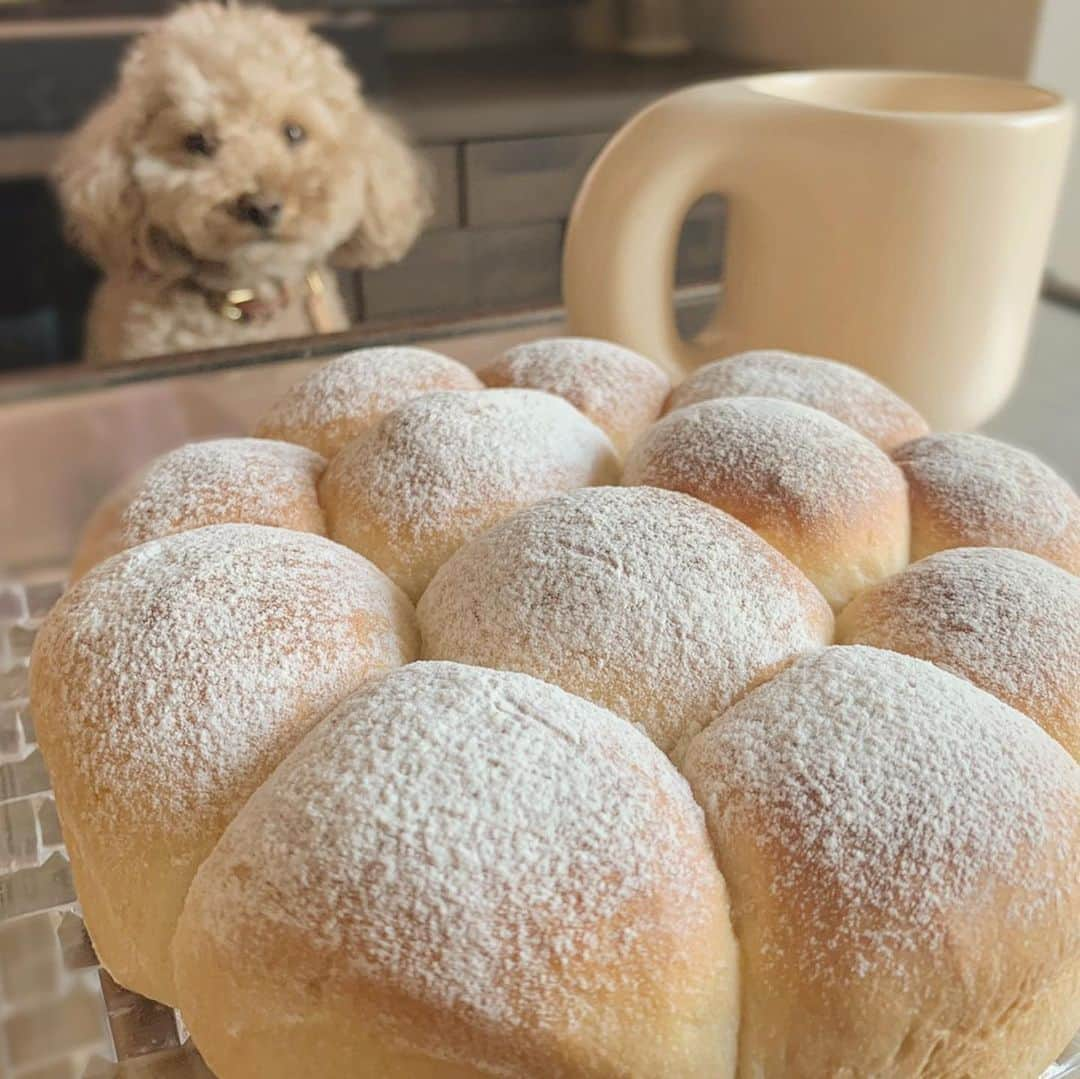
[55,2,431,365]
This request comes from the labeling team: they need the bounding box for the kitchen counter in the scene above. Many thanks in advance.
[984,296,1080,483]
[2,294,1077,570]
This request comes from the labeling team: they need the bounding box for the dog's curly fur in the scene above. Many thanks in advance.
[56,2,431,365]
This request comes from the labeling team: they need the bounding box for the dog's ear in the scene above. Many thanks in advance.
[332,109,433,270]
[53,89,148,278]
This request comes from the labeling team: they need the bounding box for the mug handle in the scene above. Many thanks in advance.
[563,80,769,378]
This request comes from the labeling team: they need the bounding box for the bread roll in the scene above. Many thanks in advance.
[836,546,1080,760]
[667,349,929,451]
[893,432,1080,572]
[682,645,1080,1079]
[173,662,740,1079]
[319,389,619,600]
[30,525,418,1005]
[477,337,670,454]
[418,486,833,756]
[623,397,910,610]
[254,347,482,457]
[69,438,326,580]
[68,470,146,582]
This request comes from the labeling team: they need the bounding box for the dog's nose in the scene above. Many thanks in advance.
[234,194,282,230]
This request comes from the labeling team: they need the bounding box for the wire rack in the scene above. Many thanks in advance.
[0,571,211,1078]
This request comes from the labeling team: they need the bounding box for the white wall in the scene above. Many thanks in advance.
[688,0,1041,78]
[1031,0,1080,290]
[687,0,1077,287]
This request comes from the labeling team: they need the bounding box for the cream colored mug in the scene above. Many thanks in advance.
[563,71,1073,429]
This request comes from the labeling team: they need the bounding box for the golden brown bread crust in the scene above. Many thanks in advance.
[418,486,833,757]
[477,337,671,455]
[318,389,619,600]
[68,470,146,581]
[173,663,740,1078]
[254,346,483,458]
[35,372,1080,1076]
[69,438,326,581]
[624,396,910,610]
[665,349,929,452]
[682,646,1080,1078]
[893,432,1080,573]
[31,525,418,1005]
[836,546,1080,760]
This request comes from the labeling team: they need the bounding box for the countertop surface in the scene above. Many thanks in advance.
[1,296,1076,569]
[983,296,1080,483]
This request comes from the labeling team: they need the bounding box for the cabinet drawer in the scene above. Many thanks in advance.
[464,133,609,226]
[361,222,562,318]
[421,144,460,232]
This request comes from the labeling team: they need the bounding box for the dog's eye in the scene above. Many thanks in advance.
[283,123,306,146]
[183,132,216,157]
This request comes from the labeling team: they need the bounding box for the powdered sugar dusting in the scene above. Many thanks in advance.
[667,349,929,451]
[682,645,1080,984]
[418,486,833,755]
[322,388,618,535]
[182,661,725,1072]
[254,347,482,457]
[120,438,326,547]
[893,433,1080,571]
[32,524,418,839]
[836,547,1080,753]
[624,396,904,534]
[479,337,670,450]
